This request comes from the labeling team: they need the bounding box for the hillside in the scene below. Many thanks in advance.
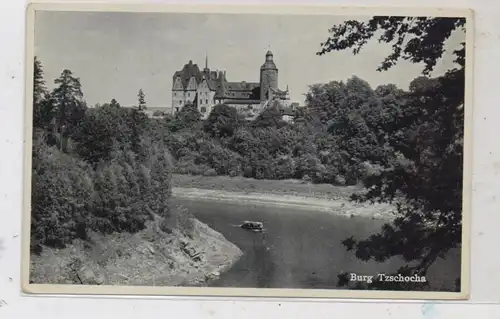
[30,216,242,287]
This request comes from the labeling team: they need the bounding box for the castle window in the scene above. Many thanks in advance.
[199,98,202,105]
[201,107,207,113]
[176,107,179,112]
[179,100,182,104]
[205,99,208,104]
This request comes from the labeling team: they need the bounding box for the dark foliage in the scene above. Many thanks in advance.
[204,104,241,138]
[30,61,177,252]
[166,103,202,133]
[318,16,465,290]
[253,104,287,128]
[52,70,87,131]
[318,16,466,74]
[137,89,147,111]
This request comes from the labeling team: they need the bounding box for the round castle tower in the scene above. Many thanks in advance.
[259,50,278,101]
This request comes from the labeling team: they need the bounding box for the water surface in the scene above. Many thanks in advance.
[174,198,460,291]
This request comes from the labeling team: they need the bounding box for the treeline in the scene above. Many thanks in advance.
[145,76,446,188]
[31,58,187,252]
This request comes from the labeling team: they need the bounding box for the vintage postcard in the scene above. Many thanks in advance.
[22,3,473,300]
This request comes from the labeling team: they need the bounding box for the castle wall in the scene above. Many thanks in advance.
[197,80,216,119]
[171,76,199,114]
[172,90,183,114]
[184,89,197,105]
[171,89,197,113]
[259,69,278,100]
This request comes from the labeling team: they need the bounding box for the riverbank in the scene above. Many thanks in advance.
[172,174,362,200]
[30,216,243,286]
[172,174,397,220]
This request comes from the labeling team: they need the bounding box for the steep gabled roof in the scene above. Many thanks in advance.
[226,81,259,91]
[205,78,218,91]
[172,60,264,102]
[220,88,260,100]
[172,60,203,88]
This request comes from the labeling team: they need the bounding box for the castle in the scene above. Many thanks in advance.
[171,50,292,119]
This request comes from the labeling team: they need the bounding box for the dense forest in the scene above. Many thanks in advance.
[31,16,465,290]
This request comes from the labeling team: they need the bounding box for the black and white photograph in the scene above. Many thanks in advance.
[23,4,472,299]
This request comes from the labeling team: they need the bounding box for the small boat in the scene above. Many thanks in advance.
[240,221,264,232]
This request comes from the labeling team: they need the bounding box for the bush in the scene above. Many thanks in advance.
[92,157,152,234]
[200,141,242,176]
[203,168,218,176]
[272,155,296,180]
[204,104,240,138]
[31,131,94,248]
[295,153,327,183]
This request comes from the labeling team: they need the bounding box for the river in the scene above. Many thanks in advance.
[173,198,461,291]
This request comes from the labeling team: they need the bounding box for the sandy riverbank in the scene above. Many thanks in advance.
[172,187,397,220]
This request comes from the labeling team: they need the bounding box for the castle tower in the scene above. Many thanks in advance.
[259,50,278,101]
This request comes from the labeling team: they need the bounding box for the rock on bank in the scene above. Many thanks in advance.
[30,218,243,286]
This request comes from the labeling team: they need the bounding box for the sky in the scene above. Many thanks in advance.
[34,11,465,108]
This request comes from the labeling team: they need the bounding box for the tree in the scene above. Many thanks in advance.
[109,98,121,108]
[318,17,465,74]
[253,103,286,128]
[137,89,147,111]
[204,104,240,138]
[51,69,87,151]
[304,81,348,127]
[167,103,202,132]
[32,57,55,131]
[318,16,466,290]
[33,57,48,106]
[73,104,132,165]
[129,90,148,156]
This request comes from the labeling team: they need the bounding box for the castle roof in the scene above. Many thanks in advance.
[270,87,289,95]
[261,50,277,70]
[173,53,277,102]
[203,77,218,91]
[215,81,260,100]
[172,60,203,88]
[226,81,259,91]
[224,99,262,105]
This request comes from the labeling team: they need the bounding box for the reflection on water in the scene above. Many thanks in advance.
[173,198,460,291]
